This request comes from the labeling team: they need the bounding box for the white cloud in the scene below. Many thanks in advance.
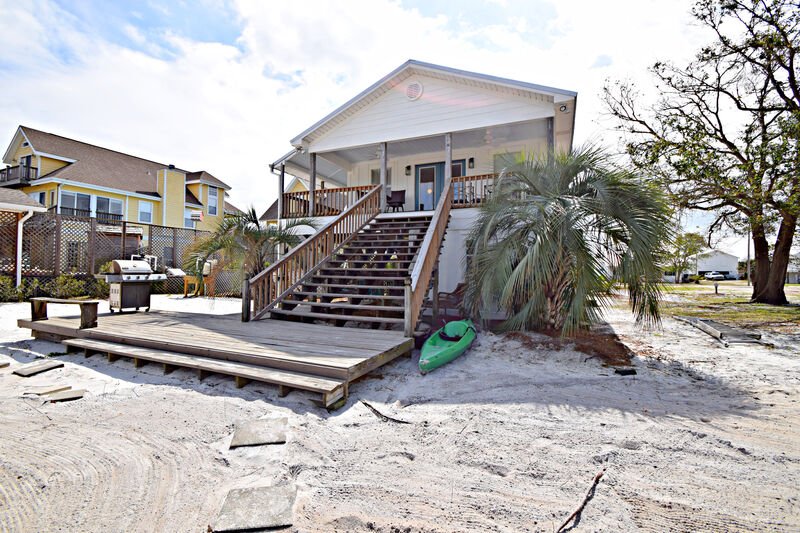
[0,0,709,215]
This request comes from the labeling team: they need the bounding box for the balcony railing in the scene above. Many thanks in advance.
[280,175,498,218]
[282,185,374,218]
[48,206,123,223]
[452,173,496,208]
[0,165,38,182]
[59,207,92,217]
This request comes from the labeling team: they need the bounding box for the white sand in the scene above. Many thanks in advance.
[0,295,798,532]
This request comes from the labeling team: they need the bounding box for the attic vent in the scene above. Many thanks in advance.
[22,141,29,147]
[406,81,423,101]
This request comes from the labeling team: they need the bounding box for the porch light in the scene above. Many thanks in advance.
[468,157,474,169]
[405,165,411,176]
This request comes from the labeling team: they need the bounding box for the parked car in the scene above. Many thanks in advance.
[724,273,739,280]
[704,271,725,281]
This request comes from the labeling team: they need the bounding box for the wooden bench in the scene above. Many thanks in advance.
[30,298,101,329]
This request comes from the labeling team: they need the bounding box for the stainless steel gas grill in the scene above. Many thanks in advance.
[106,260,167,312]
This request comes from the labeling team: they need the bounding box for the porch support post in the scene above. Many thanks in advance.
[379,142,388,211]
[277,163,286,221]
[444,132,452,183]
[308,153,317,217]
[546,117,554,163]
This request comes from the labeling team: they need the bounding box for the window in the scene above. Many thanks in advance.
[61,191,91,216]
[138,201,153,223]
[370,168,392,186]
[184,208,195,228]
[29,192,45,205]
[208,187,218,216]
[97,196,124,221]
[49,190,55,207]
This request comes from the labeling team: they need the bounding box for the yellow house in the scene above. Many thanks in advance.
[0,126,232,232]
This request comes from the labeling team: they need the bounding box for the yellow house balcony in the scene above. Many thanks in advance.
[0,165,38,184]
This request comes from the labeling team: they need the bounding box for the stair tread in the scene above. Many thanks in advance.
[311,274,407,281]
[282,300,402,312]
[270,309,404,324]
[289,291,405,300]
[301,282,406,291]
[62,338,344,393]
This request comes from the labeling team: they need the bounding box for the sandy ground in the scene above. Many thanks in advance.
[0,295,798,532]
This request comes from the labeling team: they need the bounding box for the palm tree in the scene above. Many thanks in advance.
[464,147,671,335]
[184,207,314,294]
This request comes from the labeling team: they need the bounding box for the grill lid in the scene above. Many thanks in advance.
[110,259,153,275]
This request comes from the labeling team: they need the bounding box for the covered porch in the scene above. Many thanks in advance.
[272,117,560,220]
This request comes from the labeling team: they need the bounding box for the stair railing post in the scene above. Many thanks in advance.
[432,267,439,324]
[241,277,251,321]
[404,278,413,337]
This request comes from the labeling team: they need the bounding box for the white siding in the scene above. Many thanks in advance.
[309,75,554,153]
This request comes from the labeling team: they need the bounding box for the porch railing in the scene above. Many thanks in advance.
[0,165,38,182]
[404,173,454,336]
[246,184,383,321]
[282,185,374,218]
[452,173,496,208]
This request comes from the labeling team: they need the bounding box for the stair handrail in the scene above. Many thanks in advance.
[246,184,382,321]
[404,175,454,335]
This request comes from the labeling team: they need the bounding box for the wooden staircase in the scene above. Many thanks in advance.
[269,214,433,329]
[247,172,455,337]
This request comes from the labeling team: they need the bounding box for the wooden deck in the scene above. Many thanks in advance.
[18,311,413,408]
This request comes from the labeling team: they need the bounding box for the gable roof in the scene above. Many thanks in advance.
[0,188,47,212]
[224,201,244,216]
[186,170,230,190]
[290,59,577,148]
[4,126,231,197]
[260,199,279,222]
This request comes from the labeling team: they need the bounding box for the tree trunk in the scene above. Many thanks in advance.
[753,214,796,305]
[750,221,772,301]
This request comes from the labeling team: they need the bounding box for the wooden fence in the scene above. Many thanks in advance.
[0,211,242,294]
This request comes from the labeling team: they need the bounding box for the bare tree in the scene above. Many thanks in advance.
[604,0,799,304]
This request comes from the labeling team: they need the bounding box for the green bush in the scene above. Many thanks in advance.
[0,276,17,302]
[45,274,86,299]
[86,277,110,299]
[17,278,44,300]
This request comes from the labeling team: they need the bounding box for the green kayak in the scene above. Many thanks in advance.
[419,319,477,373]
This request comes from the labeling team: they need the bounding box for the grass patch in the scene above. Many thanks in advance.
[660,291,800,332]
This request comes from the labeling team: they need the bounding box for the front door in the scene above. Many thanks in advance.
[415,159,465,211]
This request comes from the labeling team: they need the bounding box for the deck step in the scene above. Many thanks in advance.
[270,309,405,324]
[62,338,347,406]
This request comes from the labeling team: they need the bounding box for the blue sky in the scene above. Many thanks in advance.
[1,0,752,255]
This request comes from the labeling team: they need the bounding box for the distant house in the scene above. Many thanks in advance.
[693,250,739,277]
[1,126,232,231]
[224,201,244,218]
[787,254,800,284]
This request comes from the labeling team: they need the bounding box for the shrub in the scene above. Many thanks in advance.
[0,276,16,302]
[45,274,86,299]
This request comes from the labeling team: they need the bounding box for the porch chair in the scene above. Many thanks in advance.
[386,190,406,212]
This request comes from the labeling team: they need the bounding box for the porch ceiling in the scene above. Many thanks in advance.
[328,118,549,164]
